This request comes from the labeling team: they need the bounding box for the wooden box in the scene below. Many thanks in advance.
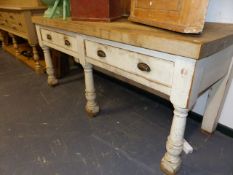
[70,0,130,21]
[129,0,209,33]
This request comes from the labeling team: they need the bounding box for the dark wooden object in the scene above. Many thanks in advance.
[70,0,130,21]
[51,49,70,78]
[129,0,209,33]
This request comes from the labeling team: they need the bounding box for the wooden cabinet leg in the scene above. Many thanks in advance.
[0,31,8,48]
[41,46,58,86]
[161,106,188,175]
[83,64,99,117]
[11,34,20,55]
[31,44,42,74]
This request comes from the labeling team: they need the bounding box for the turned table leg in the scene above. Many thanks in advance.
[10,34,20,55]
[160,59,196,174]
[41,46,58,86]
[161,106,188,175]
[31,44,42,74]
[0,31,8,48]
[83,63,99,117]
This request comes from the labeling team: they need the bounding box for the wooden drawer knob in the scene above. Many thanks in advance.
[18,22,22,26]
[47,34,52,40]
[97,50,106,58]
[10,15,14,19]
[137,62,151,72]
[64,39,71,46]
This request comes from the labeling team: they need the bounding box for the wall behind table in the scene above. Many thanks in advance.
[193,0,233,129]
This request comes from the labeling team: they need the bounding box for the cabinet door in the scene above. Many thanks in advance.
[129,0,209,33]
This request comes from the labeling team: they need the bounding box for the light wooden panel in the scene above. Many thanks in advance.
[129,0,209,33]
[0,0,44,7]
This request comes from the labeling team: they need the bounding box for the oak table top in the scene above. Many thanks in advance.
[32,16,233,59]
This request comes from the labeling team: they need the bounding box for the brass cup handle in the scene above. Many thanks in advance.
[137,62,151,72]
[47,34,52,40]
[97,50,106,58]
[64,39,71,46]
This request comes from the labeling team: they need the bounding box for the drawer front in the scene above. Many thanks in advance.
[85,40,174,87]
[0,11,26,34]
[41,28,78,52]
[7,12,22,24]
[0,12,4,20]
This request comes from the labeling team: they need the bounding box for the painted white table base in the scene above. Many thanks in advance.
[36,25,233,175]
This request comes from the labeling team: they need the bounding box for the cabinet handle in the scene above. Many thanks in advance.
[5,19,8,23]
[97,50,106,58]
[18,22,22,26]
[10,15,14,19]
[12,26,17,30]
[137,62,151,72]
[47,34,52,40]
[64,39,71,46]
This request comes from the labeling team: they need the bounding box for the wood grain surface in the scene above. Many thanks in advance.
[129,0,209,34]
[32,16,233,59]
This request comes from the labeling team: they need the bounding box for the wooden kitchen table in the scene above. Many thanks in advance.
[32,16,233,175]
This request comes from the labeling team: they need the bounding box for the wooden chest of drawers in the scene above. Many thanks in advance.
[129,0,209,33]
[0,11,27,36]
[0,5,46,73]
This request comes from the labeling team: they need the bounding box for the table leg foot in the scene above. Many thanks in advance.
[160,154,181,175]
[161,106,188,175]
[48,76,59,86]
[85,104,100,117]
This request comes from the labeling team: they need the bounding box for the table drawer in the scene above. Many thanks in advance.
[41,28,78,52]
[85,40,174,87]
[7,12,23,24]
[0,11,26,33]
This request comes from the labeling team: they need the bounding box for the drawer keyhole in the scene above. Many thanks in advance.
[97,50,106,58]
[47,34,52,40]
[64,39,71,46]
[137,62,151,72]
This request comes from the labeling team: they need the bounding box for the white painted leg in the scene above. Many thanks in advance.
[41,46,58,86]
[31,44,42,74]
[161,106,188,175]
[83,64,99,117]
[202,78,228,133]
[202,58,233,133]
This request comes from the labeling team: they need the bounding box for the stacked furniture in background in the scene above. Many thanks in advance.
[0,0,46,73]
